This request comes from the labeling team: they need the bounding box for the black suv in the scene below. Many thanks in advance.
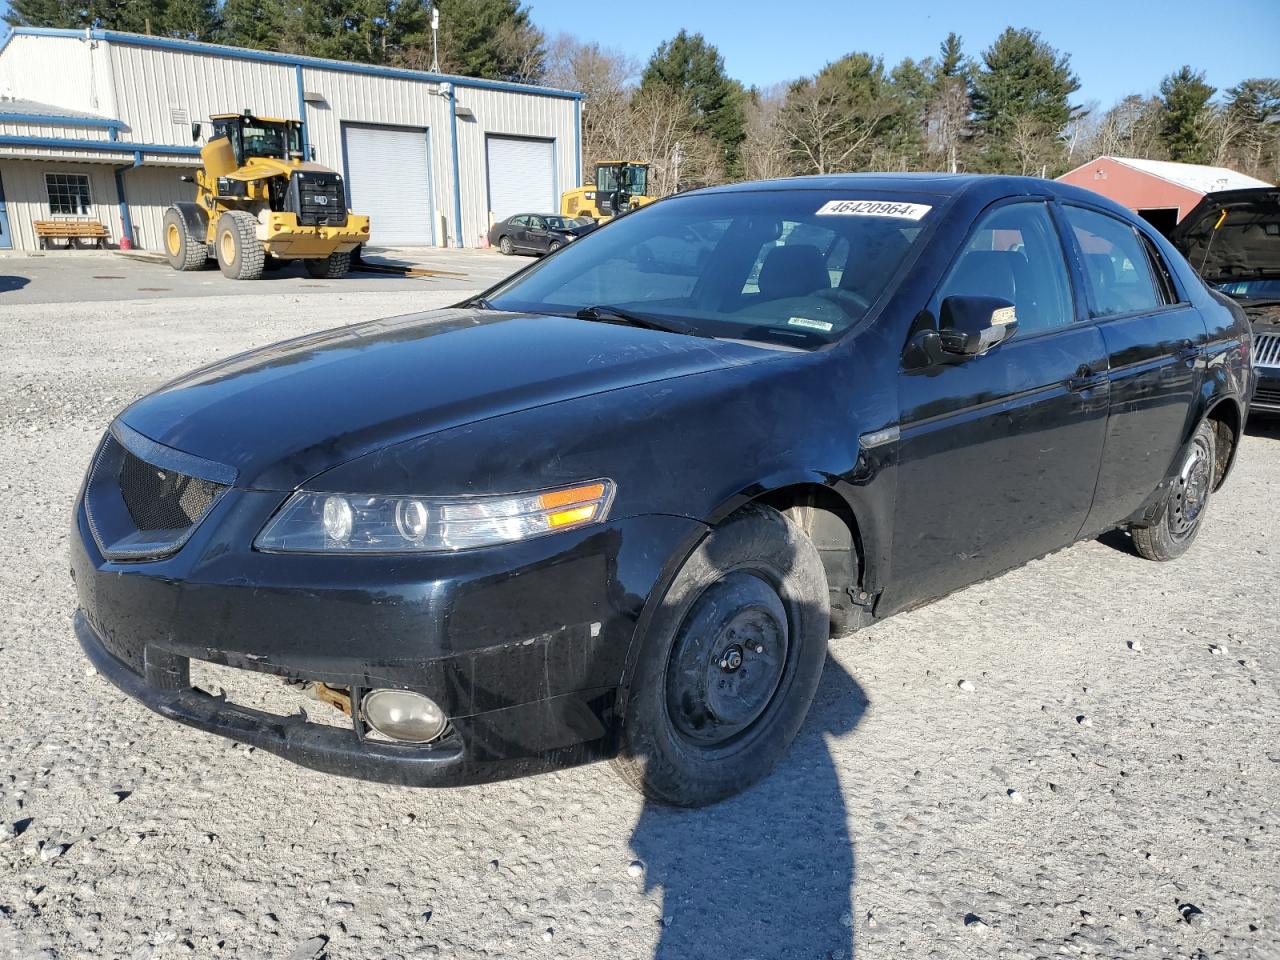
[72,175,1251,806]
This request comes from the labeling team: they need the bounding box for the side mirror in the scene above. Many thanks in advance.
[190,121,202,142]
[905,296,1018,368]
[178,174,194,183]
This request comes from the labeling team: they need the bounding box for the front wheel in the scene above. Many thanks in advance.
[547,240,562,254]
[304,251,352,279]
[214,211,264,280]
[612,505,829,807]
[1132,419,1216,561]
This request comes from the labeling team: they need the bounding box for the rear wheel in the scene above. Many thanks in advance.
[1132,419,1216,561]
[162,208,206,272]
[499,235,513,255]
[611,505,830,807]
[304,251,352,279]
[214,211,264,280]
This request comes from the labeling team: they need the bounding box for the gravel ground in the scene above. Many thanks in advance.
[1,276,1278,960]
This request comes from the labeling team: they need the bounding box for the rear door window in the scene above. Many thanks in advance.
[1064,206,1166,317]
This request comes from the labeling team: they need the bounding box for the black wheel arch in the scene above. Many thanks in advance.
[169,201,208,241]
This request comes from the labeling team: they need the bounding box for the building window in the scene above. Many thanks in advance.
[45,173,93,216]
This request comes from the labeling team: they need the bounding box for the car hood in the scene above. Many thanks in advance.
[1170,187,1280,282]
[119,308,781,490]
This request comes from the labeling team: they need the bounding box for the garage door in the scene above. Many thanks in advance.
[343,124,433,246]
[486,136,555,221]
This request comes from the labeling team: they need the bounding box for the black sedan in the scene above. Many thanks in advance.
[487,212,595,256]
[72,175,1251,807]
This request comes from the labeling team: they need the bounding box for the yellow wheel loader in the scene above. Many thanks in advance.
[163,111,370,280]
[560,161,654,223]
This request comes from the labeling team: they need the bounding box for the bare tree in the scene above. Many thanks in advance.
[780,71,895,175]
[739,85,792,181]
[925,74,970,172]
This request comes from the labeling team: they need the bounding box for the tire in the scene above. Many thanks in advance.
[214,211,264,280]
[304,251,352,279]
[1132,419,1216,561]
[611,504,830,807]
[162,207,207,272]
[548,240,562,254]
[499,235,513,255]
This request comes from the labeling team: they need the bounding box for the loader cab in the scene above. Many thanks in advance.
[594,162,650,217]
[209,114,305,167]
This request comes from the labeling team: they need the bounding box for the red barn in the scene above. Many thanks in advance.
[1057,156,1272,235]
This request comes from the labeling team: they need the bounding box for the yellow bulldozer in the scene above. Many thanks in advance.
[560,161,655,223]
[163,111,369,280]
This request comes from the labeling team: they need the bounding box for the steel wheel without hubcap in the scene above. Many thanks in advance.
[219,229,236,266]
[165,223,181,257]
[666,571,791,746]
[1169,432,1212,541]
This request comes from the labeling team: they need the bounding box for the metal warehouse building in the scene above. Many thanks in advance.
[0,27,583,251]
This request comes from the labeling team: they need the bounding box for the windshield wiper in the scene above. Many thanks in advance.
[461,296,496,309]
[575,304,703,337]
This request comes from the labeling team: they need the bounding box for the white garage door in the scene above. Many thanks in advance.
[486,136,555,221]
[342,123,433,246]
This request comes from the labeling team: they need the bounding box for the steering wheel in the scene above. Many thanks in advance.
[816,286,872,316]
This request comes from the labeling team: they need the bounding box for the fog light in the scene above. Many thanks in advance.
[362,689,447,743]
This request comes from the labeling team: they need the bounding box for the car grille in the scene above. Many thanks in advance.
[83,428,233,561]
[1255,332,1280,369]
[291,171,349,228]
[117,443,224,532]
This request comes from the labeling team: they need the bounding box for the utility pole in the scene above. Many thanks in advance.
[430,5,440,73]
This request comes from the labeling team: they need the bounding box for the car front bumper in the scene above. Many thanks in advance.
[1252,365,1280,413]
[71,495,702,787]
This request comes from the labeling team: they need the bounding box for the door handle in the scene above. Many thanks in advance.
[1067,365,1107,393]
[1178,340,1202,361]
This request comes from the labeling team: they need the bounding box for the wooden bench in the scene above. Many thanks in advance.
[34,219,109,249]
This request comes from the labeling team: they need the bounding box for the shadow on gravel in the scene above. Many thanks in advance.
[1097,527,1140,557]
[0,274,30,293]
[1244,414,1280,440]
[630,656,866,960]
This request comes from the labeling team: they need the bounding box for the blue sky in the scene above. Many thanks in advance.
[2,0,1275,108]
[532,0,1280,107]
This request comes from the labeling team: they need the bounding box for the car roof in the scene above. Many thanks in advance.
[678,172,1143,225]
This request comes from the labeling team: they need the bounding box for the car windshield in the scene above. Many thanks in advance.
[1216,278,1280,300]
[487,189,936,348]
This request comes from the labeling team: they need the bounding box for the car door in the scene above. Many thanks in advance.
[506,215,528,249]
[526,216,551,252]
[881,199,1111,613]
[1060,205,1208,534]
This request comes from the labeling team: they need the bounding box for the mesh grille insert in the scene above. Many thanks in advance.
[116,443,226,533]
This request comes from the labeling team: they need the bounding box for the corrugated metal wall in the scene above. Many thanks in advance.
[109,43,297,147]
[0,158,119,249]
[0,34,112,116]
[0,33,582,250]
[0,121,124,163]
[453,86,577,248]
[122,164,198,251]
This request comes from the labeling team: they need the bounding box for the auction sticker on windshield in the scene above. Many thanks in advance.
[816,200,932,220]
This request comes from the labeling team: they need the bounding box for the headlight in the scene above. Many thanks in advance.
[254,480,615,553]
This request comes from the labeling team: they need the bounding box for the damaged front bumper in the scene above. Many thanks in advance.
[71,495,700,787]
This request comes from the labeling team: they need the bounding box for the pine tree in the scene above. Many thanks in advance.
[971,27,1080,173]
[1158,66,1216,163]
[220,0,294,51]
[640,30,746,178]
[432,0,545,82]
[163,0,220,40]
[4,0,87,29]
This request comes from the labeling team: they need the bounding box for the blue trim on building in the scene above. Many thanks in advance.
[448,88,464,249]
[0,134,201,156]
[3,27,585,102]
[425,126,438,248]
[294,65,310,155]
[574,99,582,188]
[0,112,126,131]
[113,166,135,246]
[0,170,12,250]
